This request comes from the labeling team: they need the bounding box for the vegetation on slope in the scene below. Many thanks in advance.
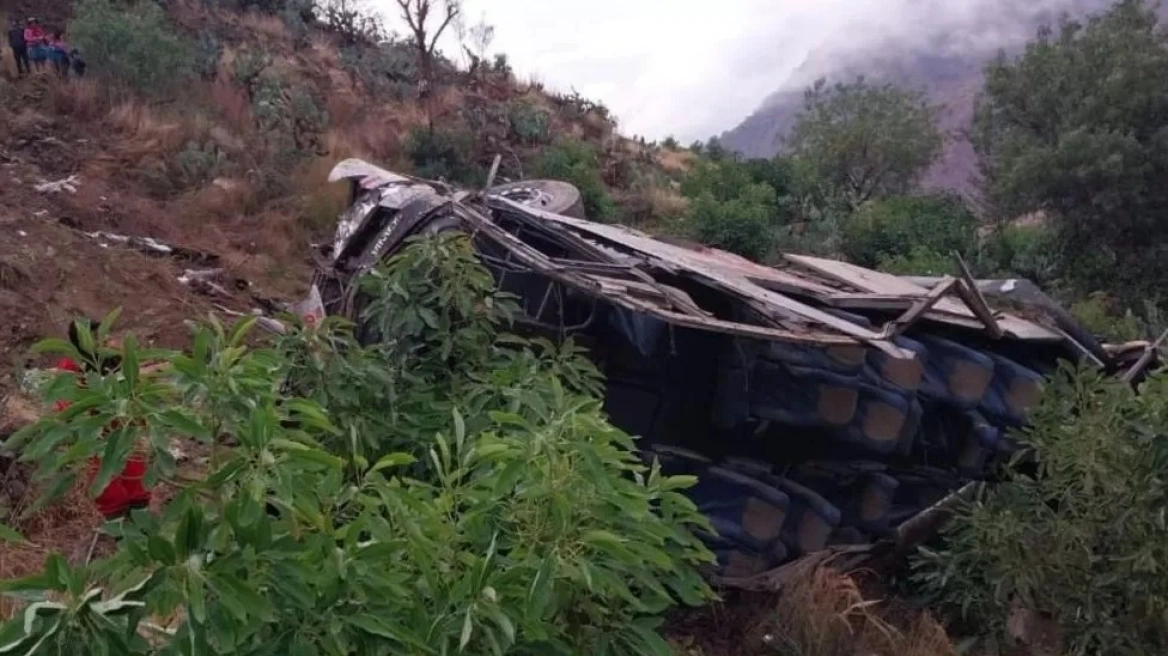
[5,0,1168,654]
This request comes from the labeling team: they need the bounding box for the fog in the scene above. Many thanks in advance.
[373,0,1113,141]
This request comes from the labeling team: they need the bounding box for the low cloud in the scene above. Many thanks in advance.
[373,0,1115,141]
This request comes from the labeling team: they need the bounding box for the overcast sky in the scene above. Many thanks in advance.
[370,0,1103,142]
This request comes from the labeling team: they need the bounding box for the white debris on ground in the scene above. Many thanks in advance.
[33,175,81,194]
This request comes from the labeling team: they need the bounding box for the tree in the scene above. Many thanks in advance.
[973,0,1168,303]
[458,11,494,75]
[394,0,462,89]
[318,0,384,44]
[787,77,942,207]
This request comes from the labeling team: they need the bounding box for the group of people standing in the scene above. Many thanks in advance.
[6,17,85,78]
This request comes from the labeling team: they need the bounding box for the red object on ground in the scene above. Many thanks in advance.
[55,357,153,518]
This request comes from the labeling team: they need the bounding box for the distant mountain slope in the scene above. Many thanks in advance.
[718,0,1144,192]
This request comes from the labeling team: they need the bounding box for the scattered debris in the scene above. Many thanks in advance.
[33,175,80,194]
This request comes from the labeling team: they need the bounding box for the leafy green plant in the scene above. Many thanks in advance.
[534,140,616,221]
[508,101,552,145]
[341,40,419,99]
[685,184,779,262]
[788,77,942,207]
[69,0,194,95]
[841,194,977,269]
[912,367,1168,655]
[407,126,484,186]
[974,0,1168,303]
[4,235,715,654]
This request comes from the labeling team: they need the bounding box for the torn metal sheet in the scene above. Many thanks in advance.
[493,200,915,359]
[786,254,1062,341]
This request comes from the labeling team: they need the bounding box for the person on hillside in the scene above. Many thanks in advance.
[7,18,29,76]
[23,17,46,71]
[55,321,154,520]
[70,48,86,78]
[46,31,69,77]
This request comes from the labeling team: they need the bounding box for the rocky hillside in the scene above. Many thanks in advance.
[0,0,681,400]
[718,0,1146,192]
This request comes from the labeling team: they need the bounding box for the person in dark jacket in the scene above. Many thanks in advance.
[7,19,28,76]
[70,49,86,78]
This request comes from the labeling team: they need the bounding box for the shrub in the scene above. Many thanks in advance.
[174,140,228,187]
[841,194,977,269]
[662,136,680,150]
[340,40,418,99]
[1068,292,1153,342]
[977,223,1060,283]
[194,34,223,80]
[318,0,385,44]
[69,0,194,95]
[534,140,617,221]
[912,367,1168,655]
[507,101,552,145]
[3,236,715,654]
[685,183,778,261]
[876,246,952,276]
[406,126,483,186]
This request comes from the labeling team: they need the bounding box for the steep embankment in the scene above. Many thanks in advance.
[0,0,680,401]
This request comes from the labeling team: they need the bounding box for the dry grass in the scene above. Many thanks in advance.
[46,77,106,122]
[237,11,291,40]
[105,100,203,164]
[758,567,956,656]
[658,147,698,174]
[0,478,105,620]
[208,77,254,136]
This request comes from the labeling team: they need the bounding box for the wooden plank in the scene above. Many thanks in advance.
[1120,328,1168,383]
[953,252,1004,339]
[458,205,873,349]
[786,253,1061,341]
[785,254,977,317]
[507,205,913,358]
[884,276,959,337]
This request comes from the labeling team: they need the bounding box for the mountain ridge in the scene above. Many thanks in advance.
[718,0,1150,192]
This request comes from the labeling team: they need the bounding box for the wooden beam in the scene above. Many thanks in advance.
[952,252,1004,338]
[882,276,959,338]
[1121,328,1168,383]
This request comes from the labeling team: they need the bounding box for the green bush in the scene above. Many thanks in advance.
[340,41,418,99]
[876,246,952,276]
[686,183,778,261]
[194,34,223,80]
[977,223,1060,283]
[407,126,484,186]
[507,101,552,145]
[69,0,193,95]
[912,367,1168,655]
[174,140,227,187]
[841,194,977,269]
[534,140,617,221]
[3,235,715,654]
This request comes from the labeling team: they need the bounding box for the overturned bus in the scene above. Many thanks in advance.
[307,158,1155,586]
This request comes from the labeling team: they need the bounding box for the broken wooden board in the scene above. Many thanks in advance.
[783,254,1062,342]
[501,203,915,359]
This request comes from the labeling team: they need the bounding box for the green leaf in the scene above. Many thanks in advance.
[526,555,556,622]
[459,607,474,651]
[370,452,417,474]
[0,524,25,544]
[346,615,432,652]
